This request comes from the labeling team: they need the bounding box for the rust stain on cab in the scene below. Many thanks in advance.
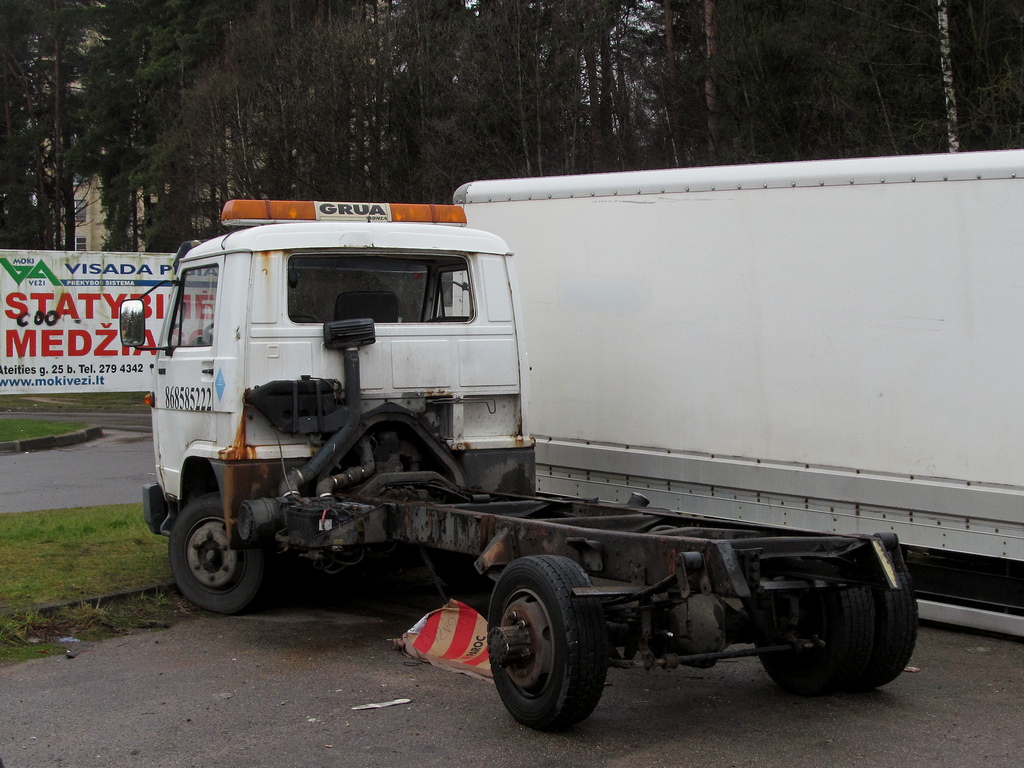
[222,460,279,547]
[219,414,257,461]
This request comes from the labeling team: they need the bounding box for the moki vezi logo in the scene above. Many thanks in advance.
[0,257,61,286]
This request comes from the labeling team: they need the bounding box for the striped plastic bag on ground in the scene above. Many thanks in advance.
[393,599,492,680]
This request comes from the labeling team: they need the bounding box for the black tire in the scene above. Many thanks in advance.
[487,556,608,730]
[169,493,265,614]
[845,570,918,691]
[760,586,875,696]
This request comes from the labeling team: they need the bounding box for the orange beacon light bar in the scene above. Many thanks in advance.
[221,199,467,226]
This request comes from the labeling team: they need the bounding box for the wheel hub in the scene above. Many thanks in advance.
[488,622,533,667]
[186,521,239,588]
[494,593,554,692]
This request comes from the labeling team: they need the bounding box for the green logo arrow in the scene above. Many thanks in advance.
[0,258,61,286]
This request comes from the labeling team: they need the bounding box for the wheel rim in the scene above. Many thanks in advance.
[185,518,241,590]
[498,588,555,694]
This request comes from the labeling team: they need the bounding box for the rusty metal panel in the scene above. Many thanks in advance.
[380,494,895,595]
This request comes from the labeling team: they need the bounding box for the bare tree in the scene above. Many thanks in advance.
[937,0,960,151]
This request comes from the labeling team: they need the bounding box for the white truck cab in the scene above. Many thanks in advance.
[120,200,534,611]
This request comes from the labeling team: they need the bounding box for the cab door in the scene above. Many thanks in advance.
[152,259,222,499]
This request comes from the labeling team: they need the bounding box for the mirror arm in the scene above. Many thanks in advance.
[137,278,178,298]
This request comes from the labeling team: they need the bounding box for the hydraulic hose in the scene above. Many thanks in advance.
[279,346,363,496]
[316,437,376,497]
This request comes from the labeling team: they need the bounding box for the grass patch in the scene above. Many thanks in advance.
[0,391,150,412]
[0,590,198,665]
[0,504,171,610]
[0,418,91,442]
[0,504,184,665]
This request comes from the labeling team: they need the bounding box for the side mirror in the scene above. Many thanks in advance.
[119,298,147,347]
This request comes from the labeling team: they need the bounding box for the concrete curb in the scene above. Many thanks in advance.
[0,426,104,454]
[0,581,179,618]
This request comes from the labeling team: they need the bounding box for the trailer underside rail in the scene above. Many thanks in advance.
[906,549,1024,636]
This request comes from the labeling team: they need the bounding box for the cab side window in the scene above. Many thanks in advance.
[431,268,471,320]
[169,266,219,347]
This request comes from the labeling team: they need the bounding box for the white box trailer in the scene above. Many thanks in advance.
[456,150,1024,636]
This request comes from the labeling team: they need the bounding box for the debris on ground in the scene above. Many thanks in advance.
[392,599,491,681]
[351,698,411,711]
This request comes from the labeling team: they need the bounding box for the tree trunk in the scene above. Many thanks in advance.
[937,0,960,152]
[584,40,605,172]
[704,0,719,160]
[662,0,679,166]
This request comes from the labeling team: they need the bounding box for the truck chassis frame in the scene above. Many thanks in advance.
[221,476,916,729]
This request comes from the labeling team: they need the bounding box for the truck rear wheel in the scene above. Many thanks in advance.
[487,556,608,730]
[169,493,265,614]
[845,571,918,691]
[760,586,875,696]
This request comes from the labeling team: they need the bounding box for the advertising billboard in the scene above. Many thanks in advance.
[1,250,174,394]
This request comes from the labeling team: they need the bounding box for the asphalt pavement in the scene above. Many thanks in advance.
[1,570,1022,768]
[1,412,1021,767]
[0,411,154,513]
[0,429,156,513]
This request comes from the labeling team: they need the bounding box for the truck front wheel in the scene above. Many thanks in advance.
[487,555,608,730]
[169,493,265,614]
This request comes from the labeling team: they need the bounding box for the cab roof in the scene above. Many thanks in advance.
[181,221,512,263]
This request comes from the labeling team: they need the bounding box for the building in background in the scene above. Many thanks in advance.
[74,177,108,251]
